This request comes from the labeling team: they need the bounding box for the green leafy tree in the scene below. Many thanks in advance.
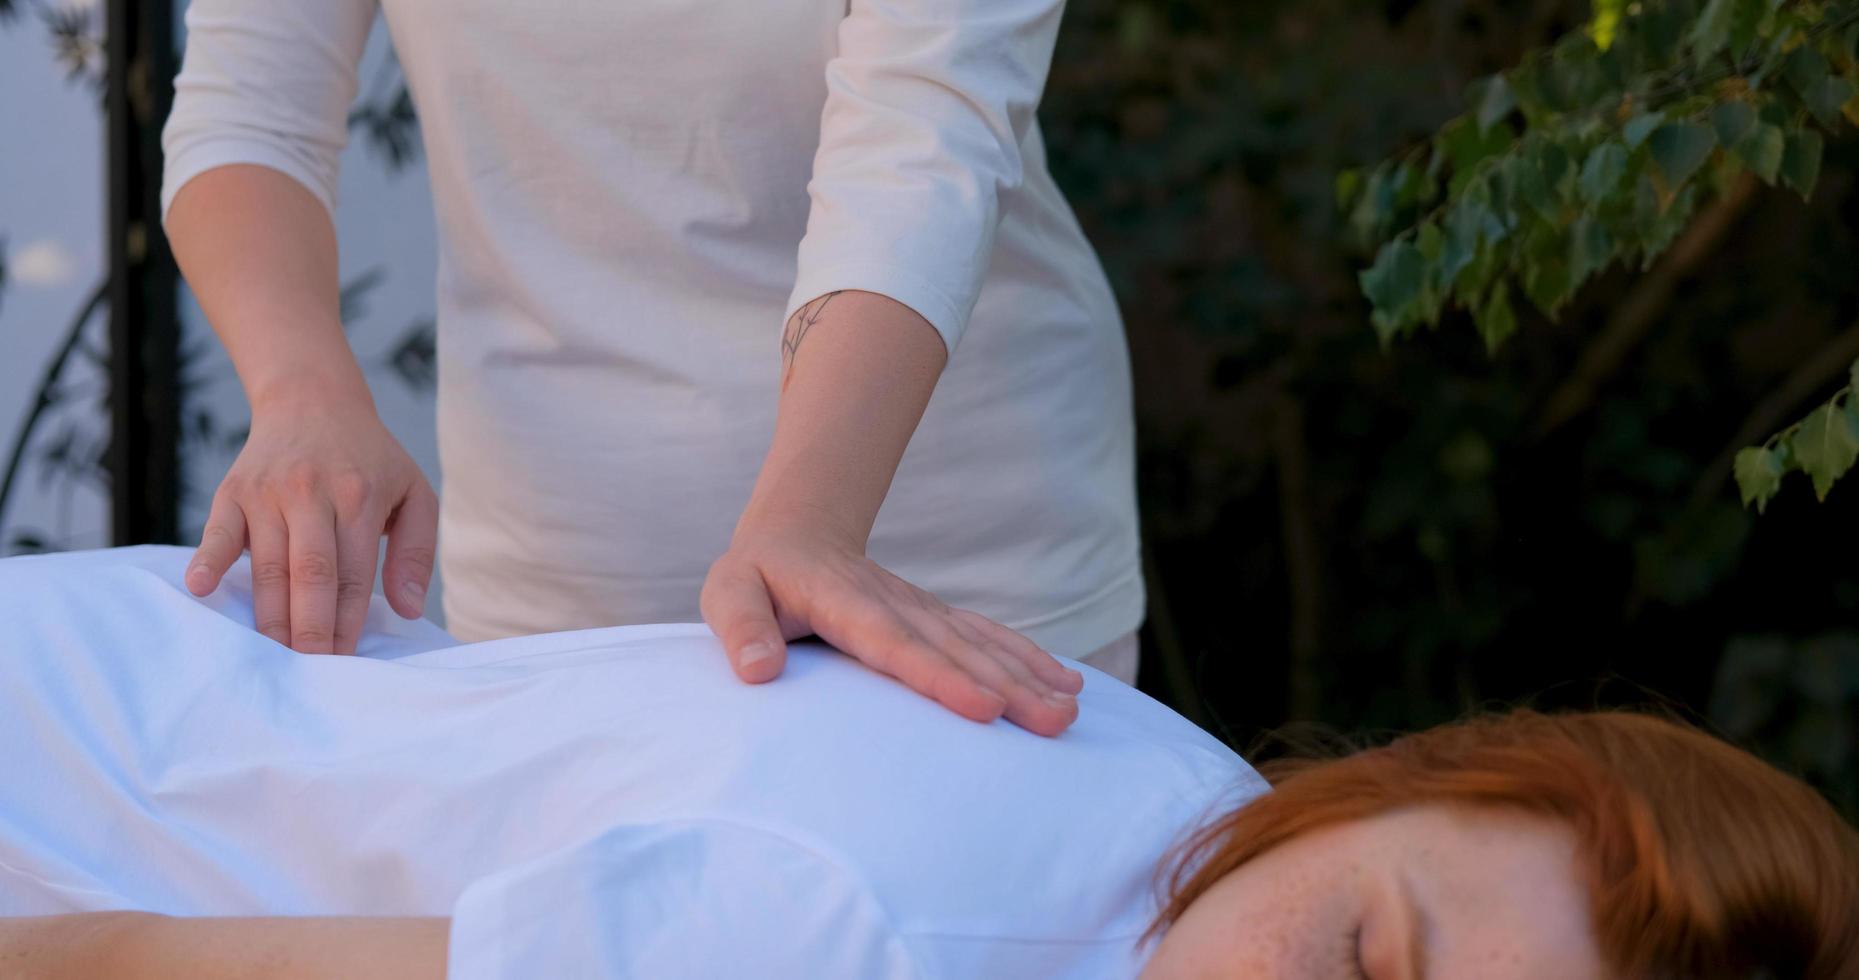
[1342,0,1859,509]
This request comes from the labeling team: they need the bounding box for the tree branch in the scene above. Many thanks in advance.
[1686,318,1859,510]
[0,279,108,542]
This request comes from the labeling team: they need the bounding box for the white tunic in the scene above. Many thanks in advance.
[0,545,1263,977]
[158,0,1145,660]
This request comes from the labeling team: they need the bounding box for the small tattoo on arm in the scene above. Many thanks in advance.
[780,290,840,393]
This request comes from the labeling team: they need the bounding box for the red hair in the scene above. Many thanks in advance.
[1144,709,1859,979]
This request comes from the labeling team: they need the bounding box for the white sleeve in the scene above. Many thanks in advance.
[159,0,380,231]
[444,819,921,980]
[781,0,1066,355]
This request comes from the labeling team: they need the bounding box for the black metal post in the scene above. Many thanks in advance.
[106,0,180,545]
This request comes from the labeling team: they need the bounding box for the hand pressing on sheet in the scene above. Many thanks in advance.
[700,289,1084,737]
[704,508,1084,737]
[184,383,439,655]
[167,164,438,654]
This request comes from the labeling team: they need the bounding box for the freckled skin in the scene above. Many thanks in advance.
[1138,804,1614,980]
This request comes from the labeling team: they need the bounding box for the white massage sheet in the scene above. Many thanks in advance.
[0,545,1265,978]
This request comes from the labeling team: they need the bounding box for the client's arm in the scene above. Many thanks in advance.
[0,912,445,979]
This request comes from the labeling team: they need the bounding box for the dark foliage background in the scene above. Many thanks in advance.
[1039,0,1859,815]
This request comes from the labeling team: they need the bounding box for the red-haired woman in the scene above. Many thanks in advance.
[1,547,1855,978]
[1140,709,1859,979]
[6,710,1853,978]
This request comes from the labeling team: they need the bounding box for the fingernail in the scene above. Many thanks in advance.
[977,683,1005,703]
[401,581,426,612]
[1044,690,1076,708]
[185,564,209,592]
[739,640,780,667]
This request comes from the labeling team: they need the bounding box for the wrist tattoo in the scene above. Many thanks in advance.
[780,290,840,392]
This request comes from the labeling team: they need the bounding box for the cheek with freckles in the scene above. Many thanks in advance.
[1141,834,1372,979]
[1141,804,1612,980]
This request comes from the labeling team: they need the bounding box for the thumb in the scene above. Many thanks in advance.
[700,560,788,683]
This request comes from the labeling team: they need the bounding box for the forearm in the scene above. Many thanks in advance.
[164,164,374,413]
[0,911,128,978]
[0,911,447,980]
[739,289,948,548]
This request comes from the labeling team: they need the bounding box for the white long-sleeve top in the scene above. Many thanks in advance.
[159,0,1144,661]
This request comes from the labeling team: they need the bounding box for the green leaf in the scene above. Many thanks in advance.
[1791,401,1859,502]
[1578,141,1629,202]
[1780,128,1824,199]
[1455,244,1502,299]
[1773,434,1796,476]
[1727,0,1767,55]
[1544,36,1608,109]
[1589,0,1625,50]
[1539,140,1577,204]
[1505,61,1551,120]
[1784,44,1831,98]
[1440,117,1515,194]
[1849,355,1859,394]
[1725,0,1769,55]
[1359,238,1426,324]
[1569,214,1615,286]
[1346,165,1398,245]
[1415,221,1448,326]
[1637,0,1689,63]
[1531,139,1576,211]
[1710,101,1755,146]
[1416,219,1444,261]
[1474,283,1518,353]
[1804,76,1857,128]
[1391,161,1434,209]
[1648,123,1717,188]
[1503,152,1555,221]
[1523,254,1574,318]
[1440,201,1487,286]
[1474,75,1516,132]
[1622,112,1665,148]
[1734,123,1784,184]
[1690,0,1737,65]
[1734,445,1785,513]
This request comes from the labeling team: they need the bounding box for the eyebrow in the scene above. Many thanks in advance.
[1398,865,1433,980]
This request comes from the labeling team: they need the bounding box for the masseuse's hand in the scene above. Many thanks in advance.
[184,388,439,654]
[702,508,1086,737]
